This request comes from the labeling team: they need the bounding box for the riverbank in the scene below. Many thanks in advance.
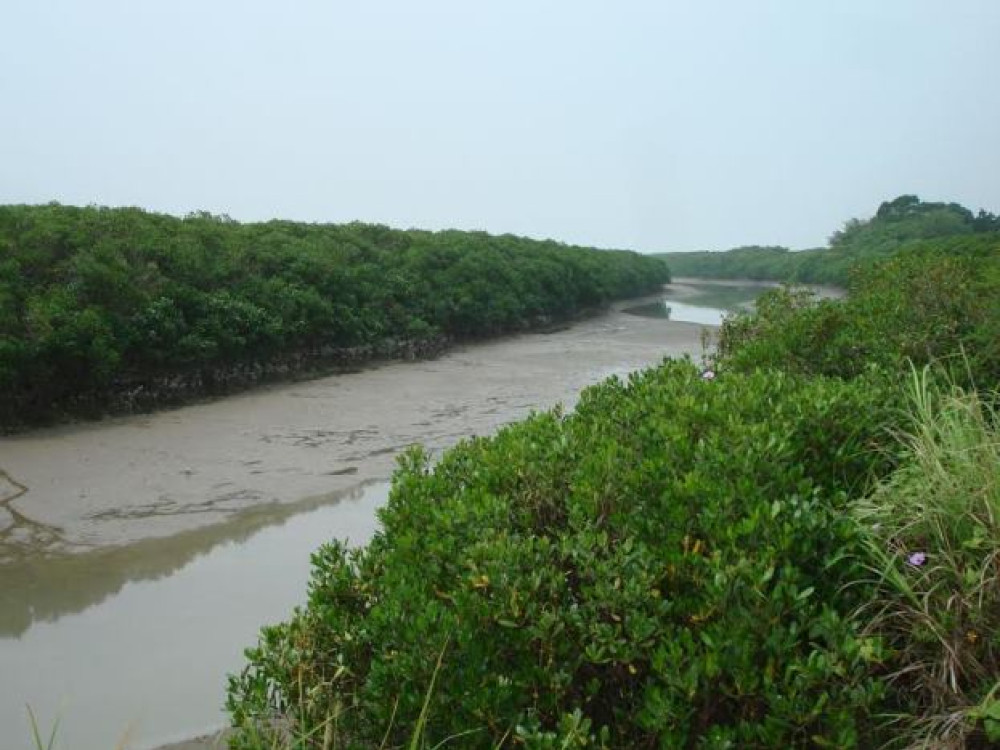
[0,297,708,563]
[0,204,671,431]
[1,290,724,750]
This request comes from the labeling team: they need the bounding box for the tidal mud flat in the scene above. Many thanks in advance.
[0,299,709,563]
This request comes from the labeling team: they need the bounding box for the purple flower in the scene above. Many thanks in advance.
[701,370,716,381]
[907,551,927,567]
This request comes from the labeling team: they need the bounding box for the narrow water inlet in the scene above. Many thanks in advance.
[0,482,389,750]
[622,278,841,326]
[622,299,728,326]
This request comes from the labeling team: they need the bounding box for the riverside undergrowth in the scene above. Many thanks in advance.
[853,370,1000,748]
[227,361,899,748]
[227,234,1000,748]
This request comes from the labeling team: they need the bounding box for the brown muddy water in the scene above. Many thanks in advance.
[0,281,779,750]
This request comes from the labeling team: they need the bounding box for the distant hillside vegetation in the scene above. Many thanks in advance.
[0,204,668,427]
[657,195,1000,285]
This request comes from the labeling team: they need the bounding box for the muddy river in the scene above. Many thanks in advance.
[0,279,781,750]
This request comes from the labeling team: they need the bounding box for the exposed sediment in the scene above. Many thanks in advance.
[0,300,708,563]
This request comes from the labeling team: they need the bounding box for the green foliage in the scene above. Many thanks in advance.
[657,196,1000,287]
[0,204,669,427]
[227,361,897,748]
[831,195,976,253]
[227,199,1000,749]
[656,245,815,282]
[26,706,60,750]
[714,250,1000,389]
[853,370,1000,748]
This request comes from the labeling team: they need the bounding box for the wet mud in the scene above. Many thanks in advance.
[0,300,709,563]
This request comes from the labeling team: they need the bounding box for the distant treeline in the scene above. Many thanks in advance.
[658,195,1000,285]
[0,204,668,427]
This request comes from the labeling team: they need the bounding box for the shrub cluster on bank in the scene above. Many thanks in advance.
[226,216,1000,748]
[230,361,903,748]
[713,249,1000,388]
[0,204,668,428]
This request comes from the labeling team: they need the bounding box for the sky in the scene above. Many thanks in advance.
[1,0,999,253]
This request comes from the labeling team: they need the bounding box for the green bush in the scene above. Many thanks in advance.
[714,251,1000,388]
[227,361,898,748]
[0,204,669,426]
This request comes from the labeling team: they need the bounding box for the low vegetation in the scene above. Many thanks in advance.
[854,371,1000,748]
[712,250,1000,388]
[227,202,1000,748]
[0,204,668,428]
[228,362,898,748]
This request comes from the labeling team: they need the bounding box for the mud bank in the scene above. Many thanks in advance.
[0,290,727,750]
[0,301,707,563]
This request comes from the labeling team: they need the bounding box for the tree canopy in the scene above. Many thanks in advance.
[656,195,1000,285]
[0,204,668,428]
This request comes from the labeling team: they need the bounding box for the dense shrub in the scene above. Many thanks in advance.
[227,361,899,748]
[713,251,1000,388]
[0,204,669,427]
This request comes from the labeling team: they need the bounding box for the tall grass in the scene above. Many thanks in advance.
[853,367,1000,748]
[229,635,478,750]
[26,706,60,750]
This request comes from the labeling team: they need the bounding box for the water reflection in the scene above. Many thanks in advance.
[0,482,388,750]
[632,278,845,325]
[622,299,727,325]
[0,482,384,638]
[622,280,784,325]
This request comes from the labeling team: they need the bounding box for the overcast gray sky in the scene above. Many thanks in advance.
[2,1,998,252]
